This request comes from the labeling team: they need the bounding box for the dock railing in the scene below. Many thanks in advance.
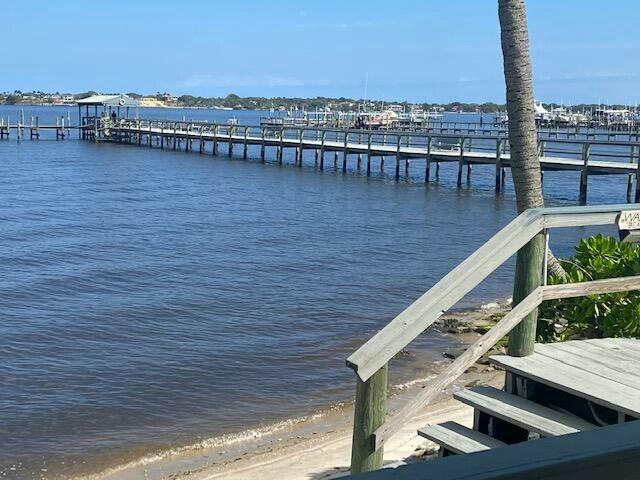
[101,119,640,202]
[346,204,640,473]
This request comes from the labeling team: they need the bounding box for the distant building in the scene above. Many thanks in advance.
[156,93,178,105]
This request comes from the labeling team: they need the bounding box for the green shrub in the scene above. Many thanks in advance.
[537,234,640,342]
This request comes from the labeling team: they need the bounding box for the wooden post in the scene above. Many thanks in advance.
[628,145,635,201]
[173,125,177,150]
[508,234,545,357]
[457,136,465,187]
[635,152,640,203]
[367,133,372,176]
[579,142,591,204]
[395,134,401,180]
[213,124,219,156]
[320,130,326,170]
[350,365,388,474]
[425,136,432,182]
[343,130,349,172]
[298,127,304,166]
[228,125,234,157]
[278,127,284,163]
[243,126,249,159]
[495,138,503,192]
[260,126,265,162]
[160,126,164,148]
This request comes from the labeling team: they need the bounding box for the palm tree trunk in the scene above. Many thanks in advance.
[498,0,564,356]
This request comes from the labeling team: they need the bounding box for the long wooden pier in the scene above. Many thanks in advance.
[4,114,640,203]
[87,117,640,204]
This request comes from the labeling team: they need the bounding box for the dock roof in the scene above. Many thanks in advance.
[76,94,139,108]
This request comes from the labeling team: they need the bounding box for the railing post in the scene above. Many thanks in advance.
[495,138,503,192]
[395,134,401,180]
[367,133,372,176]
[243,125,248,159]
[457,136,465,187]
[635,152,640,203]
[579,142,591,204]
[320,130,326,170]
[260,126,265,161]
[350,364,388,474]
[213,124,219,156]
[425,135,432,182]
[508,233,545,357]
[343,129,349,172]
[298,127,304,166]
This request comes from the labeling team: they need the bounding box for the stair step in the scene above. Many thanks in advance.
[417,421,506,454]
[454,386,595,437]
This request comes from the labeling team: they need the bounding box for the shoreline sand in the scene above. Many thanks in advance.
[85,300,510,480]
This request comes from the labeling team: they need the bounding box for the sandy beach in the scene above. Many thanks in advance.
[89,303,509,480]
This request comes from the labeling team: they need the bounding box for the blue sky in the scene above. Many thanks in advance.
[3,0,639,104]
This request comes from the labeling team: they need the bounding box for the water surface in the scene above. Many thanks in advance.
[0,107,625,478]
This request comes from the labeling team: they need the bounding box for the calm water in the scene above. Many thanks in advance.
[0,107,625,478]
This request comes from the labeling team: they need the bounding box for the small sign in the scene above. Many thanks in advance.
[618,210,640,231]
[618,210,640,243]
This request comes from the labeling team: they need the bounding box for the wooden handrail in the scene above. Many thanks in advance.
[347,204,638,383]
[347,209,544,381]
[371,274,640,449]
[112,118,640,147]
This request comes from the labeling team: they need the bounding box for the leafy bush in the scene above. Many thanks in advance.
[537,234,640,342]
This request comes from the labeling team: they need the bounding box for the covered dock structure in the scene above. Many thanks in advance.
[76,94,139,138]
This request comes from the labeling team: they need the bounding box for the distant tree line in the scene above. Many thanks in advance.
[0,90,636,112]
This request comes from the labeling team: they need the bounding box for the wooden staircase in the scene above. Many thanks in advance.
[416,338,640,459]
[346,206,640,475]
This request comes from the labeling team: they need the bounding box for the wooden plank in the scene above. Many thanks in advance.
[417,421,506,454]
[542,275,640,300]
[454,386,595,436]
[542,203,640,228]
[373,288,543,449]
[549,340,640,376]
[349,420,640,480]
[584,338,640,359]
[347,209,544,382]
[490,353,640,417]
[606,337,640,352]
[535,342,640,390]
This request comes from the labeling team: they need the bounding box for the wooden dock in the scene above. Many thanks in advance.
[4,113,640,203]
[0,113,80,141]
[91,118,640,204]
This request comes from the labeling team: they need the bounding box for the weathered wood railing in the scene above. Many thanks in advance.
[347,204,640,473]
[94,118,640,202]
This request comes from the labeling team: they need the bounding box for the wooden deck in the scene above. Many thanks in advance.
[491,338,640,418]
[350,338,640,479]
